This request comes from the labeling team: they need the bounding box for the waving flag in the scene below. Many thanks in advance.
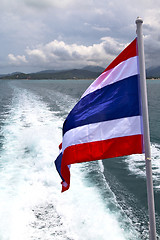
[55,38,144,192]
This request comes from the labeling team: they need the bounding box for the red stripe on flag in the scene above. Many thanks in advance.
[59,142,62,150]
[61,134,143,186]
[104,38,137,72]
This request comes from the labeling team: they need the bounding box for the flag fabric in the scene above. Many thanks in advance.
[55,38,144,192]
[55,143,71,191]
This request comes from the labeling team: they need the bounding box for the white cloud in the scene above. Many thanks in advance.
[23,0,54,9]
[1,0,160,73]
[8,54,28,65]
[26,48,47,62]
[1,0,89,12]
[7,37,125,71]
[26,39,108,69]
[92,26,110,32]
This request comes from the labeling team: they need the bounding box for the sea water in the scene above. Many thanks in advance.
[0,79,160,240]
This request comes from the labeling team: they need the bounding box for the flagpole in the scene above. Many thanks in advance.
[135,17,156,240]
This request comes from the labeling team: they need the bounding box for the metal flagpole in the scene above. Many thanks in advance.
[135,17,157,240]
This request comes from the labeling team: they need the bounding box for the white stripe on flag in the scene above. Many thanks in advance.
[62,115,142,152]
[82,56,138,98]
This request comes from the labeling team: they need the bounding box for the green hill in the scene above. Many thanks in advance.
[1,65,160,80]
[0,66,104,80]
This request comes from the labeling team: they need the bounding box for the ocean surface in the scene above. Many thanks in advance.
[0,79,160,240]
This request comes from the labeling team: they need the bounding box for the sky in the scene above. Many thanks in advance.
[0,0,160,74]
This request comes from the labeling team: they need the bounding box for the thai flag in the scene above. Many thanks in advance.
[55,38,144,192]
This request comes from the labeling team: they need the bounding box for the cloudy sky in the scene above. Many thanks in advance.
[0,0,160,74]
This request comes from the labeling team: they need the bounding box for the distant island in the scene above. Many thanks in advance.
[0,66,104,80]
[0,65,160,80]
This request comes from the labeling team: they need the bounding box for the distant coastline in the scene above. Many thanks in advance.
[0,65,160,80]
[0,66,104,80]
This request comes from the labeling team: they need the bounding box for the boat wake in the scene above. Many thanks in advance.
[0,81,154,239]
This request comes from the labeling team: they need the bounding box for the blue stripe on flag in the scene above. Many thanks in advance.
[55,152,64,182]
[63,74,140,135]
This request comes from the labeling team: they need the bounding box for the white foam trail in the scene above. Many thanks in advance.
[124,143,160,190]
[0,87,64,239]
[98,160,104,172]
[0,83,141,240]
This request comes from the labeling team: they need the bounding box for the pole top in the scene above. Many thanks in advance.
[136,17,143,24]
